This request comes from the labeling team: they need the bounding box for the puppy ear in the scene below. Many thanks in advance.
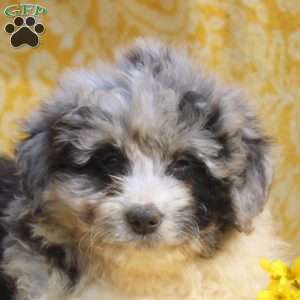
[207,90,273,233]
[231,121,273,233]
[16,100,74,210]
[16,114,52,210]
[179,89,272,233]
[16,68,103,210]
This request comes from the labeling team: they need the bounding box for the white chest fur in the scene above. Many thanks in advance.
[41,250,269,300]
[12,212,287,300]
[42,258,265,300]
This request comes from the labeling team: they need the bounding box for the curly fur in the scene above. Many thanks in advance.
[0,39,287,300]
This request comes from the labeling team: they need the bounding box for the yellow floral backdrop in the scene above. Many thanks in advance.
[0,0,299,256]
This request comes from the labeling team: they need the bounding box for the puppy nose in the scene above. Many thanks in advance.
[126,206,162,235]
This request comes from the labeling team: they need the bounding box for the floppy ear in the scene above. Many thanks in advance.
[178,88,273,233]
[209,90,273,233]
[231,120,273,233]
[16,113,53,210]
[15,69,99,210]
[15,98,75,210]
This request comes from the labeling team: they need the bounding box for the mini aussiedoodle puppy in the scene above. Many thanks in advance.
[0,39,287,300]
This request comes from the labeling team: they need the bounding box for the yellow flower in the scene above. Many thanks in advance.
[291,259,300,277]
[260,259,289,279]
[257,290,276,300]
[258,259,300,300]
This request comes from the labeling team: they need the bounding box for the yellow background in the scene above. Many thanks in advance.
[0,0,299,256]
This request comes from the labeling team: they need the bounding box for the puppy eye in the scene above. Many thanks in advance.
[167,155,195,180]
[172,158,192,171]
[89,145,128,175]
[100,153,123,169]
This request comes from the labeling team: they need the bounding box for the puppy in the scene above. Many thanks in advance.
[0,39,286,300]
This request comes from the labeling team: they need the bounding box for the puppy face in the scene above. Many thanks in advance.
[44,108,233,255]
[16,40,272,260]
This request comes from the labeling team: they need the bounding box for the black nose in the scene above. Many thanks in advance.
[126,206,162,235]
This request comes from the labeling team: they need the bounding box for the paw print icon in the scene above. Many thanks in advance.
[5,16,45,48]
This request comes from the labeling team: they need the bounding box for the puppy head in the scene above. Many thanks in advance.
[16,40,272,260]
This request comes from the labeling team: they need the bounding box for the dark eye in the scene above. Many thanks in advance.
[89,145,128,175]
[167,154,195,180]
[172,158,192,171]
[99,152,123,169]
